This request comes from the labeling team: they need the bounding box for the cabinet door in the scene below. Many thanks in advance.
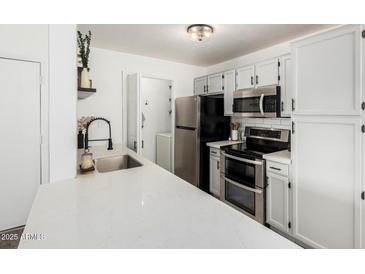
[255,58,279,87]
[207,73,223,94]
[194,76,207,95]
[236,65,255,90]
[223,69,235,116]
[266,172,290,233]
[279,55,292,117]
[292,116,361,248]
[292,25,361,115]
[209,156,220,197]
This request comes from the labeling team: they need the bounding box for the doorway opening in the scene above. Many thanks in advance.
[126,74,173,171]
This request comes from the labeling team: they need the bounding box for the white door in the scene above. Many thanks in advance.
[266,172,290,233]
[255,58,279,87]
[223,70,235,116]
[209,156,220,197]
[292,25,361,116]
[0,58,41,231]
[279,54,292,117]
[127,73,140,153]
[140,77,172,162]
[236,65,255,90]
[292,116,361,248]
[207,73,223,94]
[194,76,207,95]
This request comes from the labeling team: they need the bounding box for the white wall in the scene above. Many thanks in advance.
[77,47,206,146]
[0,24,78,183]
[48,25,77,182]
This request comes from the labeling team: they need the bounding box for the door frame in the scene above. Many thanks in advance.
[0,56,49,185]
[123,73,175,170]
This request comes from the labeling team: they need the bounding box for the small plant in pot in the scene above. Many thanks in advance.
[77,30,92,88]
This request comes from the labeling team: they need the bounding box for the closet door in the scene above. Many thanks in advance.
[291,116,361,248]
[292,25,361,116]
[0,58,41,231]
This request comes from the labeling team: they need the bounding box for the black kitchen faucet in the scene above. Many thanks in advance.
[84,117,113,150]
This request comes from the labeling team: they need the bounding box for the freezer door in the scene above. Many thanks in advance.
[175,96,199,128]
[174,127,199,187]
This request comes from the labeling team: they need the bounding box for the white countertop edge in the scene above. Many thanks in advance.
[263,150,291,165]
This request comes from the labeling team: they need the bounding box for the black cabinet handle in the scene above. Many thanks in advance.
[270,166,281,171]
[217,161,219,170]
[256,75,259,85]
[251,76,253,86]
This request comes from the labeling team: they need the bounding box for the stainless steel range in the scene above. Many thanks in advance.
[220,126,290,224]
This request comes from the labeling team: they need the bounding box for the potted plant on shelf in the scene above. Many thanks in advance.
[77,30,92,88]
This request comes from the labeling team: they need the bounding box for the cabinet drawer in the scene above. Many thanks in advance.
[266,161,289,177]
[210,147,221,157]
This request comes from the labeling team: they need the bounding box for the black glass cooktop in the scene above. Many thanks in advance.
[222,143,267,160]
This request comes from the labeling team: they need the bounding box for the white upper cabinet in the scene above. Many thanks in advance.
[292,25,362,116]
[279,54,292,117]
[207,73,223,94]
[194,76,207,95]
[255,58,279,87]
[236,65,255,90]
[292,116,361,248]
[223,69,235,116]
[266,171,290,233]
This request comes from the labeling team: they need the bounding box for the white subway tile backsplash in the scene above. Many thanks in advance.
[263,118,281,125]
[232,117,292,131]
[280,118,291,125]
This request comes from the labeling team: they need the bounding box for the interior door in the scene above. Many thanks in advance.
[255,58,279,87]
[0,58,41,231]
[236,65,255,90]
[127,73,140,152]
[140,77,171,162]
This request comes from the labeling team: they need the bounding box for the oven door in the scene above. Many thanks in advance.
[222,152,264,188]
[233,86,280,118]
[223,177,265,224]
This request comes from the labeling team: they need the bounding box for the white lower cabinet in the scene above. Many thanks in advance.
[292,116,361,248]
[266,161,291,234]
[209,148,221,197]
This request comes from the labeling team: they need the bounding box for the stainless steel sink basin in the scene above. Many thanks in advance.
[95,155,143,173]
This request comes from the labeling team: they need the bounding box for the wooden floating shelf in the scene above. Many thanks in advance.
[78,87,96,100]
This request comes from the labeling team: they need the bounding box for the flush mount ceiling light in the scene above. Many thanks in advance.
[187,24,214,42]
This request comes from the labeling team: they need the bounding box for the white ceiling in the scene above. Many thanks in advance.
[77,24,334,67]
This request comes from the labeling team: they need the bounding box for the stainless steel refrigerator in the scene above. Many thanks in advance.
[174,95,230,191]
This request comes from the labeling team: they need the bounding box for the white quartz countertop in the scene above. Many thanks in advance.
[19,146,299,249]
[263,150,291,165]
[206,140,244,149]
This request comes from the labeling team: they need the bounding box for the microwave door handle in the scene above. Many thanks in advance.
[259,94,264,116]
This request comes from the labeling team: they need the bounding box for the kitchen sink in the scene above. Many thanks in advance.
[95,155,143,173]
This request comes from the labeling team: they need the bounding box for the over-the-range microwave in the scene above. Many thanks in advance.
[233,85,281,118]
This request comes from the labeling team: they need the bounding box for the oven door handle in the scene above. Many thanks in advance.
[222,152,263,166]
[224,177,263,194]
[259,94,264,116]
